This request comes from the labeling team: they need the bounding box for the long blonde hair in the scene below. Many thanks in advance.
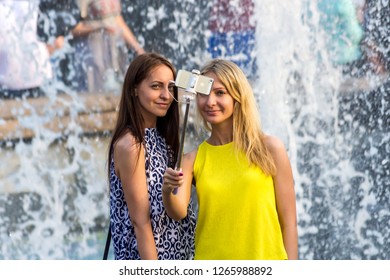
[200,59,276,176]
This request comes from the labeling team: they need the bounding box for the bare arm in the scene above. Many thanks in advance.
[46,36,65,56]
[116,15,145,55]
[265,135,298,260]
[162,150,197,220]
[71,21,101,37]
[71,1,101,37]
[114,133,157,259]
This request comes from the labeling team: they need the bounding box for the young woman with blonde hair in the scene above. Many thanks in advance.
[162,59,298,260]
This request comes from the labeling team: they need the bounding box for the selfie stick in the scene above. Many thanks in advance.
[172,70,200,194]
[174,97,191,171]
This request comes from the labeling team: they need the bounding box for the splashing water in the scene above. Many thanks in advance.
[254,0,389,259]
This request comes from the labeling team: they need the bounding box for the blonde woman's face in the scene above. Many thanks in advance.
[196,72,234,126]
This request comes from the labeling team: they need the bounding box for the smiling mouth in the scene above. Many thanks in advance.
[206,110,220,113]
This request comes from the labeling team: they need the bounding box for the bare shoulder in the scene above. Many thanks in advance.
[183,149,198,162]
[113,132,143,177]
[182,149,198,171]
[264,134,286,155]
[114,132,141,158]
[182,149,198,177]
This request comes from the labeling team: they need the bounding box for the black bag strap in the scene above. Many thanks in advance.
[103,223,111,260]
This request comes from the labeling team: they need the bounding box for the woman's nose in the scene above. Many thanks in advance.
[160,87,172,99]
[206,93,216,106]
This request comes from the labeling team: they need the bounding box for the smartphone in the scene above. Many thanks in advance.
[175,69,214,95]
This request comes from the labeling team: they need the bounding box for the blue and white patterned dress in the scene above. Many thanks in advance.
[110,128,196,259]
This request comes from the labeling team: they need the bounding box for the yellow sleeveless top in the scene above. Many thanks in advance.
[193,141,287,260]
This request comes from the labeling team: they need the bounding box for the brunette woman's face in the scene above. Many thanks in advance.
[196,72,234,126]
[136,65,175,127]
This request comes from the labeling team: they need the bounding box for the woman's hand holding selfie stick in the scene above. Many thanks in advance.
[164,69,213,195]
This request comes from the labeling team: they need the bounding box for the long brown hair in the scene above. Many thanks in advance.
[107,53,180,179]
[200,59,276,176]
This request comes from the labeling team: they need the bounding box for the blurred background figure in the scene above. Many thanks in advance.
[317,0,364,75]
[71,0,145,94]
[0,0,64,99]
[37,0,80,92]
[359,0,389,75]
[207,0,257,80]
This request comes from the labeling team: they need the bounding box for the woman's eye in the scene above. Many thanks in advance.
[216,90,226,95]
[151,84,160,89]
[168,85,175,92]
